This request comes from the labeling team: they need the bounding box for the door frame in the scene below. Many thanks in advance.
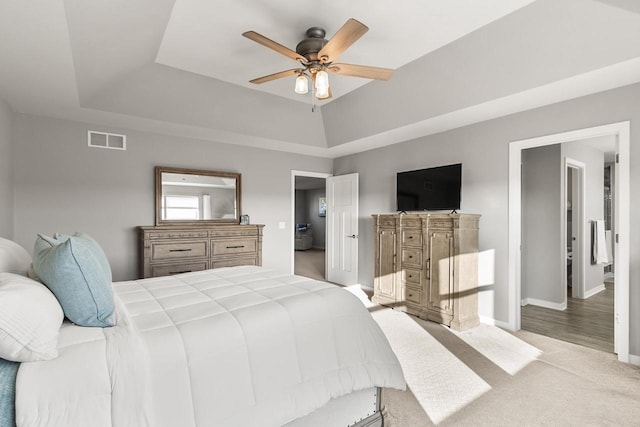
[564,158,586,300]
[291,170,331,276]
[508,121,630,362]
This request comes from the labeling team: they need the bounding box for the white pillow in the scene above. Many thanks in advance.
[0,237,32,276]
[0,272,64,362]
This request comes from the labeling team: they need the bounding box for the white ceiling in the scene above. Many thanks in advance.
[1,0,640,157]
[156,0,536,103]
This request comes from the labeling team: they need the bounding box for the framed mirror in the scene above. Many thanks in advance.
[155,166,241,225]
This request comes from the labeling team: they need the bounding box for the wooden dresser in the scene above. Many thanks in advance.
[372,213,480,331]
[139,224,264,278]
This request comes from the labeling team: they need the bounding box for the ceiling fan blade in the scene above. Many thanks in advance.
[243,31,307,63]
[318,18,368,63]
[327,63,394,81]
[249,68,303,84]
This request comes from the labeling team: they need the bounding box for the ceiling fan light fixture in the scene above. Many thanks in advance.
[315,70,329,90]
[294,74,308,94]
[316,85,330,99]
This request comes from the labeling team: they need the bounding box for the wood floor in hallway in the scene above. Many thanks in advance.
[294,248,325,281]
[521,281,614,353]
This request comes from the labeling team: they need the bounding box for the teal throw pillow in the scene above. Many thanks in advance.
[33,233,115,327]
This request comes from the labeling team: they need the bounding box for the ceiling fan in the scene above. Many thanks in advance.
[242,18,394,100]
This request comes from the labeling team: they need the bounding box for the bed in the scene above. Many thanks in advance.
[0,236,405,427]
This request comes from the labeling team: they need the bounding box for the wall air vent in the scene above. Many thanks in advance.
[88,131,126,150]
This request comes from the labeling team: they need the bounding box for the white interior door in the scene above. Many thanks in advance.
[326,173,359,286]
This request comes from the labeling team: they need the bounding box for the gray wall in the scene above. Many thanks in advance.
[294,190,307,225]
[0,98,12,238]
[305,188,326,249]
[333,82,640,356]
[563,140,606,295]
[294,188,326,249]
[11,114,332,281]
[522,145,562,305]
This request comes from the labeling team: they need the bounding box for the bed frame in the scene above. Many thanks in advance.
[284,387,383,427]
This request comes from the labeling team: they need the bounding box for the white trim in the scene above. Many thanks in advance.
[583,284,606,299]
[521,298,567,311]
[479,315,511,329]
[629,354,640,367]
[509,121,630,363]
[564,158,586,300]
[291,170,331,276]
[614,122,630,362]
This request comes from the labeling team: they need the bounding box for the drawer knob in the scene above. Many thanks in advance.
[169,248,192,252]
[226,245,245,249]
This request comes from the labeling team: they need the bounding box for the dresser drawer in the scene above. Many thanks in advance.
[404,286,422,305]
[211,257,257,269]
[212,238,257,256]
[151,261,208,277]
[376,216,396,227]
[402,268,422,285]
[401,229,422,246]
[151,241,208,260]
[401,248,423,268]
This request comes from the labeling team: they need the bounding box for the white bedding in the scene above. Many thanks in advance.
[16,266,406,427]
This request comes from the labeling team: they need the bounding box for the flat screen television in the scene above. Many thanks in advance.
[396,163,462,212]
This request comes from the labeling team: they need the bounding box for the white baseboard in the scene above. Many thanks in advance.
[479,315,511,330]
[629,354,640,367]
[521,298,567,311]
[583,284,606,299]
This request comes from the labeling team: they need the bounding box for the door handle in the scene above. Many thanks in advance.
[346,234,359,239]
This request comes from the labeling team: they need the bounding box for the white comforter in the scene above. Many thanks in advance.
[16,266,405,427]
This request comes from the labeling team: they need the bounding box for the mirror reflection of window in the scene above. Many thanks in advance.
[161,173,236,220]
[163,195,200,220]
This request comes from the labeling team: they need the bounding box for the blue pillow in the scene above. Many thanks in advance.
[32,233,115,327]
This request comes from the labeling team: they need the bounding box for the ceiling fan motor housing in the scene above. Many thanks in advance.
[296,27,328,62]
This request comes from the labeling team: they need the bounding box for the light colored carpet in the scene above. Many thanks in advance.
[344,286,640,426]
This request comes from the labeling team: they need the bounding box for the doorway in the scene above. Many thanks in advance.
[291,171,329,281]
[566,158,585,300]
[509,121,630,363]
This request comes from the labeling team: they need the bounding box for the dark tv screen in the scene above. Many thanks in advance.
[396,163,462,211]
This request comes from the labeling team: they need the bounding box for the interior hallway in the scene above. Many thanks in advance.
[521,281,614,353]
[294,248,325,281]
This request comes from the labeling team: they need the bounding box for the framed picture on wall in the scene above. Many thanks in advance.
[318,197,326,217]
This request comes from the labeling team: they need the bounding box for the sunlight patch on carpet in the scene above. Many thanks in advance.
[451,323,542,375]
[372,308,491,424]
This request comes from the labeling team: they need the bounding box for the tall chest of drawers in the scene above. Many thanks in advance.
[372,213,480,331]
[138,224,264,278]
